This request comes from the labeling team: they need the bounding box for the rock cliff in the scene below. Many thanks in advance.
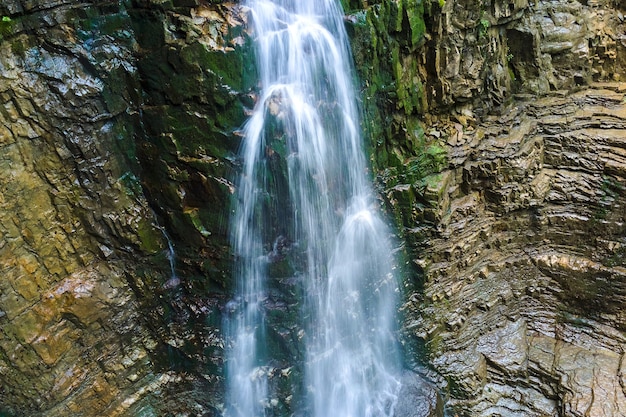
[346,0,626,415]
[0,0,625,416]
[0,0,251,415]
[403,85,626,416]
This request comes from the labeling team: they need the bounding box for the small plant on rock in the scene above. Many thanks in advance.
[0,16,13,40]
[479,13,490,38]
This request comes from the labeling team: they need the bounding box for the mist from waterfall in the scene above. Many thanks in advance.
[225,1,402,416]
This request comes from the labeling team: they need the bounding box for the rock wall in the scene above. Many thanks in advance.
[406,86,626,416]
[347,0,626,415]
[2,0,626,415]
[0,1,252,415]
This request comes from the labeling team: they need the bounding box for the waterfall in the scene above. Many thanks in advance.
[153,216,181,290]
[225,1,401,416]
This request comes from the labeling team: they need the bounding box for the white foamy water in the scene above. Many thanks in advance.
[226,1,401,416]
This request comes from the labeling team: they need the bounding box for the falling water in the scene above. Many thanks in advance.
[226,1,401,416]
[153,217,181,290]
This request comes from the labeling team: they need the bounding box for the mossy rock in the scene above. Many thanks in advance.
[180,40,256,93]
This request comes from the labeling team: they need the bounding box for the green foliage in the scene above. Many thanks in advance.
[0,16,13,40]
[479,13,490,38]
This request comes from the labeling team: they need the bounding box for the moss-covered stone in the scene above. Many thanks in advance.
[348,0,437,190]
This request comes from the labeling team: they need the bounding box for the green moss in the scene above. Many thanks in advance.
[165,109,237,159]
[0,16,14,40]
[404,0,426,48]
[142,106,239,162]
[425,327,445,356]
[180,41,253,92]
[185,208,212,238]
[129,11,166,50]
[113,118,139,165]
[479,12,490,39]
[421,171,445,190]
[340,0,364,13]
[9,37,26,58]
[591,207,608,225]
[136,218,165,254]
[400,133,447,184]
[119,171,142,196]
[393,47,425,115]
[348,0,430,176]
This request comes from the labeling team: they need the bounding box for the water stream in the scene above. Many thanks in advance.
[226,1,402,416]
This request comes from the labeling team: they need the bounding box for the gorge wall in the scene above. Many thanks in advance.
[0,0,625,416]
[347,0,626,415]
[0,0,252,415]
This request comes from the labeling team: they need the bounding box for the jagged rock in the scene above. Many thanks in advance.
[346,0,626,414]
[2,0,626,415]
[397,85,626,416]
[0,0,249,415]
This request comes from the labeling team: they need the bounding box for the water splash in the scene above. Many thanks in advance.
[226,1,401,416]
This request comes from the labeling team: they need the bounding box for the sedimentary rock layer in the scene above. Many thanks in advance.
[402,84,626,416]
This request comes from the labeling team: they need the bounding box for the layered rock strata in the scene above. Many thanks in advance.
[346,0,626,415]
[399,85,626,416]
[2,0,626,415]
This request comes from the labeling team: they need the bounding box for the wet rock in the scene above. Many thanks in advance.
[0,0,247,415]
[396,85,626,416]
[3,0,626,416]
[395,371,444,417]
[347,4,626,415]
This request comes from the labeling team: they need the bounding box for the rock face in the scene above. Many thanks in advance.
[404,86,626,416]
[345,0,626,415]
[0,0,252,415]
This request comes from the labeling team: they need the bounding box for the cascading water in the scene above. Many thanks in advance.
[226,1,402,416]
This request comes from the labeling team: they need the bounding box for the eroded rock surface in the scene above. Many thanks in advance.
[0,1,251,415]
[345,0,626,415]
[2,0,626,415]
[400,85,626,416]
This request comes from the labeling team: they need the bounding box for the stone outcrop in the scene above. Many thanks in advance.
[401,85,626,415]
